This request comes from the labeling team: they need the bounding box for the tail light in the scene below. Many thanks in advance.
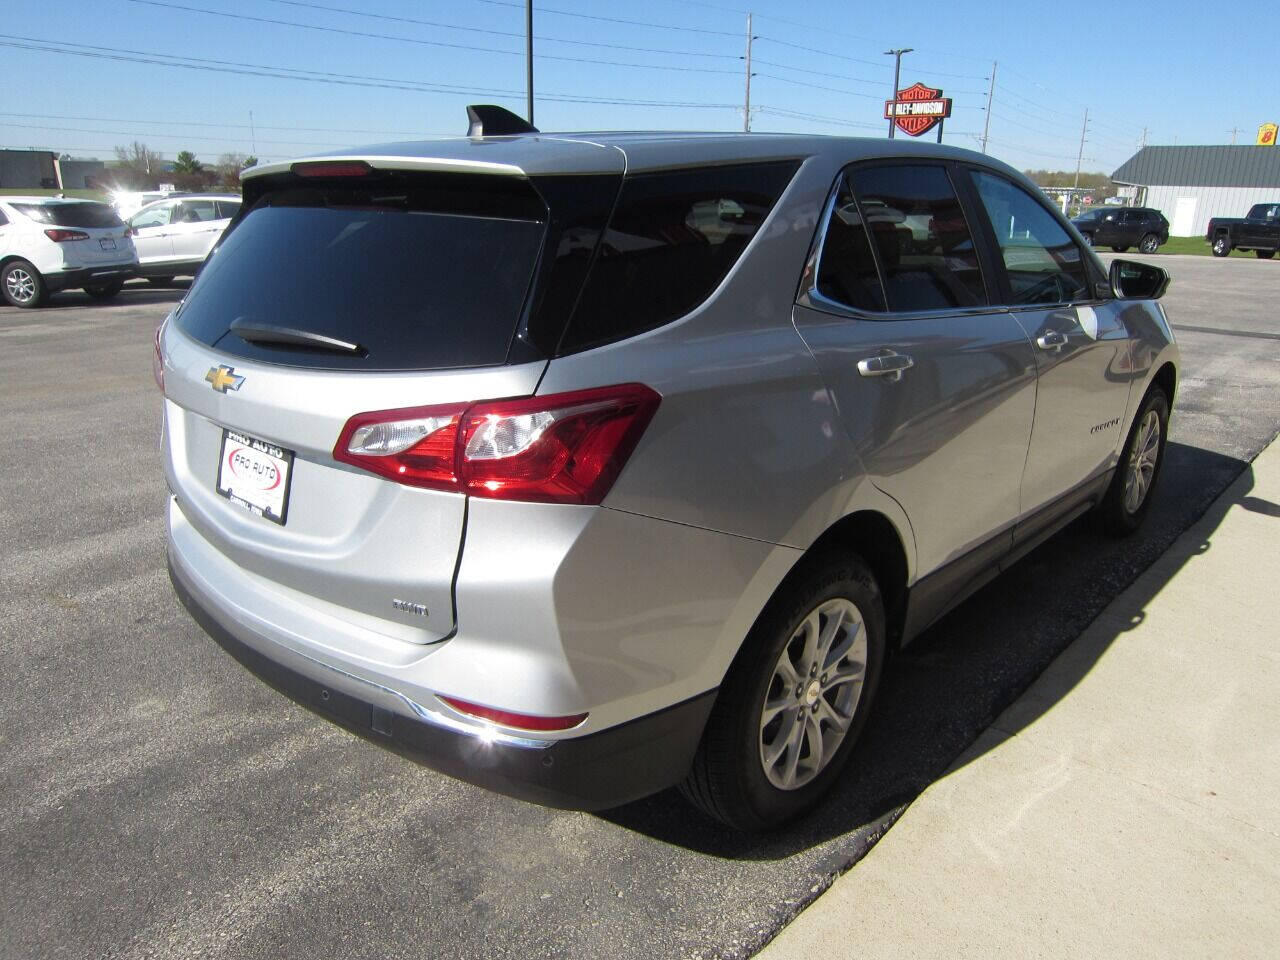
[334,383,660,505]
[438,695,587,732]
[44,229,90,242]
[292,160,373,178]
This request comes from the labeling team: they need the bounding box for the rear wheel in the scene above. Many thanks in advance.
[2,259,47,308]
[1139,233,1160,254]
[681,552,886,831]
[84,281,124,300]
[1211,234,1231,257]
[1257,250,1275,260]
[1098,387,1169,536]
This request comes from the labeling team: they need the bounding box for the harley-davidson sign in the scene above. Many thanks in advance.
[884,83,953,137]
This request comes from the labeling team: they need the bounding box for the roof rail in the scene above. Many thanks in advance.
[466,105,539,138]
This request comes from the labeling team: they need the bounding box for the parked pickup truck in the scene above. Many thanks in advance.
[1206,202,1280,258]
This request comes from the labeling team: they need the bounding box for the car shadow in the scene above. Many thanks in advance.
[1,279,193,313]
[597,440,1252,861]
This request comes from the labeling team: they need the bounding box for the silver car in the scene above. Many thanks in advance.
[129,193,241,283]
[161,108,1178,830]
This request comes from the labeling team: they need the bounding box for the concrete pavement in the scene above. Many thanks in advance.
[759,435,1280,959]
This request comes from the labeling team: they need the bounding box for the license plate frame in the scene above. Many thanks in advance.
[99,237,117,251]
[216,429,295,525]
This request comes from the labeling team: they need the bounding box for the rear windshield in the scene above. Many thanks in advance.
[12,202,123,228]
[174,176,546,371]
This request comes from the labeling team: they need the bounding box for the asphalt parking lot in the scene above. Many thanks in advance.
[3,255,1279,960]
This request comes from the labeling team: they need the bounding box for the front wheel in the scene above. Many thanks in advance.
[84,281,124,300]
[681,553,886,831]
[1098,388,1169,536]
[1257,250,1275,260]
[1111,245,1130,253]
[1211,234,1231,257]
[2,259,48,308]
[1139,233,1160,254]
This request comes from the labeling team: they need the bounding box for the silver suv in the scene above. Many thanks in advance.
[161,108,1178,830]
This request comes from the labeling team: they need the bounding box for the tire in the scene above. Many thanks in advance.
[1081,231,1095,246]
[84,281,124,300]
[1111,245,1130,253]
[1211,234,1231,257]
[1097,387,1169,537]
[1139,233,1160,254]
[2,259,48,308]
[1257,250,1275,260]
[146,275,175,285]
[680,552,886,831]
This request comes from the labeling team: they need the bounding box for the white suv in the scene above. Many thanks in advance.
[128,194,241,283]
[0,197,138,308]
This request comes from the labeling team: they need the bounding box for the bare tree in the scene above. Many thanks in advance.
[113,141,163,176]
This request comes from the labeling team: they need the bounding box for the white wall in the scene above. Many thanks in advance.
[1141,185,1280,237]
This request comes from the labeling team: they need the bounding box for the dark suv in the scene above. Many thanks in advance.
[1072,206,1168,254]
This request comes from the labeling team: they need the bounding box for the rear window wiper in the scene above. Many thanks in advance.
[229,318,365,355]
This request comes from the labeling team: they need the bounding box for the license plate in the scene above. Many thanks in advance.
[99,237,117,250]
[216,429,294,525]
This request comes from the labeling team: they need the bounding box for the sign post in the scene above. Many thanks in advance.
[884,83,954,140]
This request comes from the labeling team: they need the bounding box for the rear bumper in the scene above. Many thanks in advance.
[45,264,137,291]
[168,552,716,811]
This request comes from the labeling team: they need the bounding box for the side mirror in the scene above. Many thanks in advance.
[1109,259,1170,300]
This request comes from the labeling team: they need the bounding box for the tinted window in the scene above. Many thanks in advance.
[559,160,799,352]
[0,209,8,226]
[971,171,1088,306]
[12,202,122,228]
[131,203,173,229]
[174,176,547,371]
[847,164,986,312]
[175,200,218,223]
[814,175,886,312]
[215,200,241,219]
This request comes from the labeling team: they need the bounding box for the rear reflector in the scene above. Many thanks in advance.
[333,383,660,504]
[44,229,90,242]
[291,160,373,178]
[438,695,588,732]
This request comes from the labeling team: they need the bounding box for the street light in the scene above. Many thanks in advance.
[884,48,913,139]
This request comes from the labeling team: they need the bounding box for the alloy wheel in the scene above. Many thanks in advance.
[1123,409,1161,514]
[5,267,36,304]
[758,597,867,791]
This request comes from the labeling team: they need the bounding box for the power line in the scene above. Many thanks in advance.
[0,111,422,137]
[754,36,885,69]
[0,36,739,110]
[750,58,883,87]
[469,0,740,37]
[754,105,885,130]
[0,119,346,148]
[754,73,880,100]
[123,0,742,75]
[261,0,738,60]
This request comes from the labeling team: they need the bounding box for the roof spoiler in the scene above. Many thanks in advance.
[466,105,539,138]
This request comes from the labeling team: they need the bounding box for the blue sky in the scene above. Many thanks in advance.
[4,0,1277,174]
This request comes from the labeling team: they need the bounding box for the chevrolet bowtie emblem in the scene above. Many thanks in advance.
[205,365,245,393]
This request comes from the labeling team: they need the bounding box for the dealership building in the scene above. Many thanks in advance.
[1111,145,1280,237]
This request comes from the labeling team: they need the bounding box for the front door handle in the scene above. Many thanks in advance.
[1036,330,1068,351]
[857,352,914,382]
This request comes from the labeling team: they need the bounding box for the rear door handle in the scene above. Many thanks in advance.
[1036,330,1068,351]
[857,353,914,382]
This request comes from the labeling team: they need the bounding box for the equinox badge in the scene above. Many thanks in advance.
[205,365,245,393]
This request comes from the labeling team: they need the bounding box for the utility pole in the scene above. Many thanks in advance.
[884,47,912,139]
[1140,126,1147,149]
[1229,126,1239,144]
[980,60,997,153]
[1073,107,1089,193]
[743,13,754,132]
[526,0,534,126]
[249,110,257,157]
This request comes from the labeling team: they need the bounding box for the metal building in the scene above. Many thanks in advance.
[1111,145,1280,237]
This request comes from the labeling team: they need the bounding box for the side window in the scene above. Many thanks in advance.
[970,171,1089,306]
[0,208,8,226]
[176,200,218,223]
[559,160,799,352]
[847,164,986,312]
[813,175,887,312]
[215,200,242,219]
[130,203,173,230]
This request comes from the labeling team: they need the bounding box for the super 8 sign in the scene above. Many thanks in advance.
[884,83,954,137]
